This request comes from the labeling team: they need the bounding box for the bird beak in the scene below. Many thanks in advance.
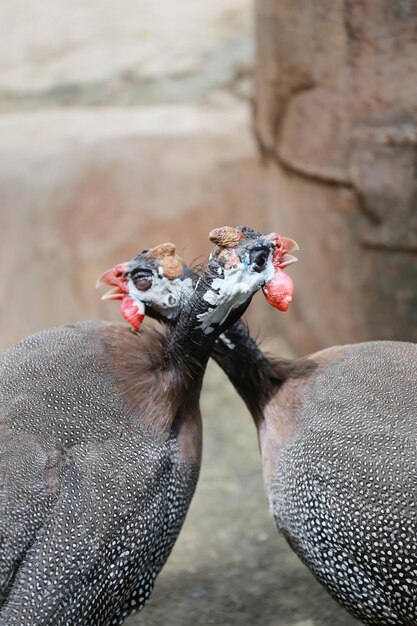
[263,233,299,269]
[281,237,299,253]
[273,235,299,269]
[96,262,130,300]
[278,254,298,269]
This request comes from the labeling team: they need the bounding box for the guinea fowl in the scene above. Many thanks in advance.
[0,226,289,626]
[107,228,417,626]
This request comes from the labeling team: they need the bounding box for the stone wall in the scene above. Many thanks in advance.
[2,1,416,356]
[254,0,417,352]
[0,105,270,351]
[0,1,269,352]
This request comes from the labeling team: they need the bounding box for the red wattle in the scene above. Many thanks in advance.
[262,268,295,312]
[120,297,145,332]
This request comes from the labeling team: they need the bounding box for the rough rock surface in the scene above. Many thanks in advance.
[254,0,417,352]
[0,106,269,351]
[0,0,265,352]
[0,0,252,110]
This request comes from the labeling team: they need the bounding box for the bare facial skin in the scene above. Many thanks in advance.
[196,253,275,334]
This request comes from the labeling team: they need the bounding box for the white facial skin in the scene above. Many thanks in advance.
[197,249,275,334]
[127,275,194,319]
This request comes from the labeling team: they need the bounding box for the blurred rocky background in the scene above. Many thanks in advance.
[1,0,416,354]
[0,1,416,624]
[0,0,266,351]
[255,0,417,352]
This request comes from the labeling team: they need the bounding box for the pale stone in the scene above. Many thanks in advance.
[255,0,417,351]
[0,0,253,108]
[0,106,267,351]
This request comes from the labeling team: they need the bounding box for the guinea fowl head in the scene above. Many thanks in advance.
[208,226,298,314]
[97,226,298,333]
[96,242,195,331]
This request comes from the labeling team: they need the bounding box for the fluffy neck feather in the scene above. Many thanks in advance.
[161,267,306,423]
[165,264,253,375]
[212,323,290,422]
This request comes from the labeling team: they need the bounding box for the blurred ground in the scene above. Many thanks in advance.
[126,357,360,626]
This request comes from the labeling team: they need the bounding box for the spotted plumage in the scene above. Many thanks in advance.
[0,227,280,625]
[124,244,417,625]
[270,341,417,625]
[0,322,199,625]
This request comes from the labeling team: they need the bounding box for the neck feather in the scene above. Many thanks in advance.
[166,268,251,376]
[212,322,313,424]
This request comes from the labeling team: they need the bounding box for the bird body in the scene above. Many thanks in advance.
[0,321,200,625]
[0,226,283,625]
[124,242,417,626]
[216,325,417,625]
[263,340,417,625]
